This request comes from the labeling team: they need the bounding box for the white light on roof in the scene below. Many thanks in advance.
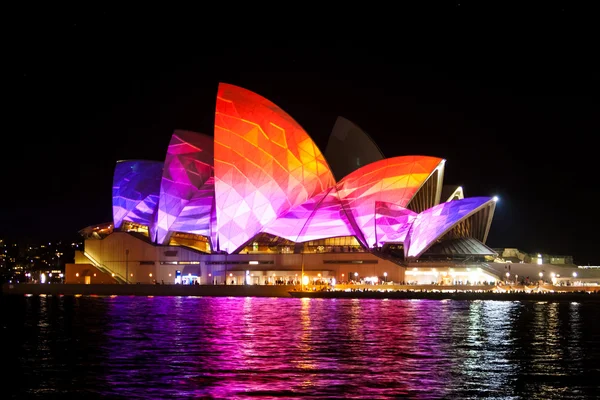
[492,196,499,202]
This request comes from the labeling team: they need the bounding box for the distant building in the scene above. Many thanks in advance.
[0,239,79,283]
[493,248,574,266]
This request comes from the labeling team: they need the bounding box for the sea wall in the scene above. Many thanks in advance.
[1,283,295,297]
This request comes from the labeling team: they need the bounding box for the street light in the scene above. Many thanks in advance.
[125,249,129,284]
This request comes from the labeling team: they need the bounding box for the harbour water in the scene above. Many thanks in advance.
[2,295,599,399]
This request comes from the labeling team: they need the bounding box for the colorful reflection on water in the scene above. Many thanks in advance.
[2,296,599,399]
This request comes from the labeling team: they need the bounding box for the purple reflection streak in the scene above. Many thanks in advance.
[8,296,600,399]
[98,297,474,399]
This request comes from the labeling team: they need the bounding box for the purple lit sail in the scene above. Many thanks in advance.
[374,201,417,246]
[263,187,356,243]
[112,160,163,229]
[406,197,496,259]
[153,130,215,246]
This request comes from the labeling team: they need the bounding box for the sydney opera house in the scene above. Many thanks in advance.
[68,83,504,286]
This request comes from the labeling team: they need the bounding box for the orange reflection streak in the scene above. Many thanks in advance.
[297,298,316,372]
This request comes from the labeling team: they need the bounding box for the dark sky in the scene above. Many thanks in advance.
[4,6,599,264]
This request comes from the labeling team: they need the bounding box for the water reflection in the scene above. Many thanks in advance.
[2,296,599,399]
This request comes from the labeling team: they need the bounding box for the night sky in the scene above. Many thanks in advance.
[4,6,599,264]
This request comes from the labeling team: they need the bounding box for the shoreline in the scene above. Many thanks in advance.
[2,283,600,302]
[1,283,294,297]
[288,290,600,302]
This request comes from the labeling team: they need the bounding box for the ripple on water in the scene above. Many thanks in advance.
[2,296,600,399]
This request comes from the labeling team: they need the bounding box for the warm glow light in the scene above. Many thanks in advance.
[302,275,309,285]
[149,273,153,277]
[337,156,444,247]
[75,273,79,277]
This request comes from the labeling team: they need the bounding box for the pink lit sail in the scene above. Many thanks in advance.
[263,187,355,243]
[214,83,335,253]
[112,160,163,229]
[336,156,444,248]
[153,131,215,246]
[406,197,495,259]
[374,201,417,246]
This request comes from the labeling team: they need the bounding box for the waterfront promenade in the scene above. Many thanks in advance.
[2,282,600,301]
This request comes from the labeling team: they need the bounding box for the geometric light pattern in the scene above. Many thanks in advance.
[112,160,163,229]
[262,187,355,243]
[406,197,495,259]
[153,130,215,246]
[108,83,497,260]
[336,156,444,248]
[214,83,335,253]
[374,201,417,246]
